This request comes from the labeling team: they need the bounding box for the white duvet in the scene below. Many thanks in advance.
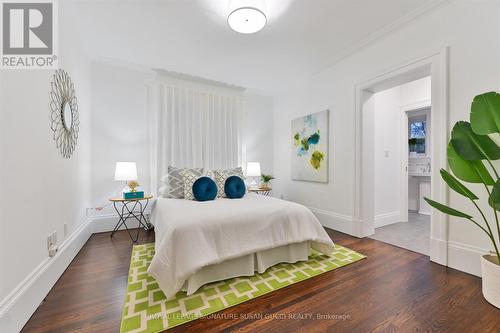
[148,193,335,298]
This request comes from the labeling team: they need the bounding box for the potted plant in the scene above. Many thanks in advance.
[424,91,500,308]
[260,174,274,189]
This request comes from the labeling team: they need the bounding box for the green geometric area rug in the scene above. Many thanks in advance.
[121,243,366,333]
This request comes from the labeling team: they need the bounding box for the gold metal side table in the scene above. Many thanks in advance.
[248,187,272,196]
[109,195,153,242]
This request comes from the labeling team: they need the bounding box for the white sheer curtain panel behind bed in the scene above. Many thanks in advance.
[147,71,245,194]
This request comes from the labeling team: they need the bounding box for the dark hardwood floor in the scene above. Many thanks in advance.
[22,228,499,333]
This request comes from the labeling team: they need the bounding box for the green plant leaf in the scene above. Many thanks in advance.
[261,174,274,182]
[424,197,473,219]
[447,143,495,185]
[470,92,500,135]
[440,169,478,200]
[451,121,500,161]
[489,180,500,211]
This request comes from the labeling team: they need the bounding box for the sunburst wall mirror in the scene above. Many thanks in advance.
[49,69,79,158]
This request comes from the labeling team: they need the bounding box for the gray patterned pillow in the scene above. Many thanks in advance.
[167,166,203,199]
[181,169,202,200]
[213,167,245,197]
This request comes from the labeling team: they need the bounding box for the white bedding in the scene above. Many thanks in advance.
[148,193,334,298]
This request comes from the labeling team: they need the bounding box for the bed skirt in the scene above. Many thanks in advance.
[181,241,310,295]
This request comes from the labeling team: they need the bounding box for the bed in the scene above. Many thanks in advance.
[148,193,334,298]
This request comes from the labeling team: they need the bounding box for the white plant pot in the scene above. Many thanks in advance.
[481,254,500,308]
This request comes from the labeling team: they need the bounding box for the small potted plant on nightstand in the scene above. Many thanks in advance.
[260,174,274,189]
[424,91,500,308]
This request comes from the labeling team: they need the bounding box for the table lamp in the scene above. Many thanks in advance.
[246,162,261,187]
[114,162,143,199]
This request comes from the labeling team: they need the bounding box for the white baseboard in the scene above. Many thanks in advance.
[91,214,123,233]
[374,211,401,228]
[308,207,355,236]
[448,241,490,277]
[0,219,92,333]
[91,212,151,234]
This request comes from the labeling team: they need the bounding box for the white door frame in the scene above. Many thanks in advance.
[353,48,449,266]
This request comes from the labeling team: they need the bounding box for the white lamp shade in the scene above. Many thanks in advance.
[114,162,138,181]
[246,162,261,177]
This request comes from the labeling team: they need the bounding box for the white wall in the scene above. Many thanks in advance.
[373,86,402,226]
[0,1,92,330]
[244,93,274,175]
[273,0,500,275]
[90,61,154,216]
[88,61,274,225]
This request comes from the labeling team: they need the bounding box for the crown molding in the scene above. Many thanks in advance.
[314,0,452,74]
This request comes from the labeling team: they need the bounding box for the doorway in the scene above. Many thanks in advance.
[353,50,449,265]
[367,81,432,255]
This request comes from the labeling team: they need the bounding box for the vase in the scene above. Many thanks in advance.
[481,254,500,308]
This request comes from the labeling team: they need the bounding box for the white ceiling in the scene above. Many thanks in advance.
[70,0,444,94]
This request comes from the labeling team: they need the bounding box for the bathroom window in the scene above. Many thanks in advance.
[409,121,426,154]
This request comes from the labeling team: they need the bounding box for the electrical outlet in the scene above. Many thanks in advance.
[47,231,58,257]
[47,235,52,250]
[64,223,68,237]
[47,232,55,249]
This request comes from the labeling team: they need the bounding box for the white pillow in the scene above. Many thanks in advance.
[158,185,169,198]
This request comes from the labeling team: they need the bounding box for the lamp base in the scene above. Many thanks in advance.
[249,178,258,187]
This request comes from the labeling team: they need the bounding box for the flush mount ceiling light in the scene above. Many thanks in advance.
[228,6,267,34]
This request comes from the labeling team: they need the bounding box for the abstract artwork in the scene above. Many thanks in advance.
[291,110,329,182]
